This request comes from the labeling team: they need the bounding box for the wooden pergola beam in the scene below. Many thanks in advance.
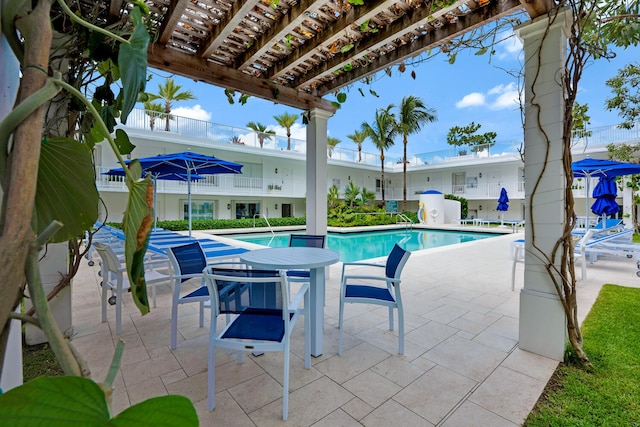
[157,0,189,44]
[304,0,523,94]
[147,44,336,112]
[199,0,262,59]
[264,0,397,79]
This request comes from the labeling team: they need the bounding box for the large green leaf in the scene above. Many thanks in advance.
[110,395,198,426]
[0,377,198,426]
[122,160,153,315]
[0,376,110,425]
[34,137,99,242]
[118,7,149,124]
[114,129,136,156]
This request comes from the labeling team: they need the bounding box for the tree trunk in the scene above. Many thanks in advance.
[403,134,408,211]
[0,0,53,372]
[380,151,385,203]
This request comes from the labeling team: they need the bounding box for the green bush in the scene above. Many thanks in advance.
[105,217,308,231]
[108,211,422,231]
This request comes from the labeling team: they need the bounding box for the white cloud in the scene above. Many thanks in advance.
[487,83,521,110]
[172,104,212,121]
[455,92,486,108]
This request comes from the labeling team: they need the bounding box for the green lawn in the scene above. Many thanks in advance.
[524,284,640,426]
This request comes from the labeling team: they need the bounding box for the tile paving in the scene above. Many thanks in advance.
[71,231,640,425]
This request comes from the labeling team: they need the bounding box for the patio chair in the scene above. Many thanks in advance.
[166,242,210,349]
[203,267,310,420]
[93,242,171,335]
[285,234,326,296]
[338,243,411,355]
[511,235,591,289]
[510,239,525,291]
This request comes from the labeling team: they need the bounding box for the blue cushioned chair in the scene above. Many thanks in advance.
[203,267,310,420]
[338,243,411,355]
[285,234,326,293]
[166,242,210,349]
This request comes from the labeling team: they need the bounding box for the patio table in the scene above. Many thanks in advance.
[240,247,340,357]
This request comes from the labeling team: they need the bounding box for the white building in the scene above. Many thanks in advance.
[96,107,639,225]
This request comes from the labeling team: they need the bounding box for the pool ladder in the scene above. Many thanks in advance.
[253,214,275,245]
[396,213,414,230]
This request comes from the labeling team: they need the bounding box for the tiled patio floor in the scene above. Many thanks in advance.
[71,232,640,426]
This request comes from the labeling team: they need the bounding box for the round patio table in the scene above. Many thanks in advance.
[240,247,340,357]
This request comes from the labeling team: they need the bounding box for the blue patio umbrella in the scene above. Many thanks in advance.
[591,176,620,217]
[572,158,640,228]
[107,151,243,236]
[497,187,509,227]
[104,168,205,231]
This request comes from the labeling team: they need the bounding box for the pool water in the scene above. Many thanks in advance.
[229,229,497,262]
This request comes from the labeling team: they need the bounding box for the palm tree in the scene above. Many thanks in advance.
[246,122,275,148]
[273,111,299,150]
[344,181,361,207]
[346,129,367,162]
[143,100,165,132]
[395,96,437,211]
[327,184,340,209]
[361,187,376,206]
[147,77,196,131]
[361,105,396,203]
[327,136,341,158]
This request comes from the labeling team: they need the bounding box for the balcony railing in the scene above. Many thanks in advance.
[121,107,640,169]
[96,167,304,197]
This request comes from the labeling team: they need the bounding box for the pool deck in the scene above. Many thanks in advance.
[70,231,640,426]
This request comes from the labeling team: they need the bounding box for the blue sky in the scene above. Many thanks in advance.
[145,32,639,160]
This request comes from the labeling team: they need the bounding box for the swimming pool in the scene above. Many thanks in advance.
[228,229,498,262]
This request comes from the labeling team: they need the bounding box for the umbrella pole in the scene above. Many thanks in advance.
[586,174,591,229]
[187,169,192,237]
[153,176,158,231]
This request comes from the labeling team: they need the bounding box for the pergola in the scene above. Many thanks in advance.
[94,0,565,359]
[99,0,548,110]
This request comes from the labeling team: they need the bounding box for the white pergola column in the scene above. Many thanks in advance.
[516,9,571,361]
[305,108,333,235]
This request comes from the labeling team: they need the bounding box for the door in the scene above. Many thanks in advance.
[282,203,292,218]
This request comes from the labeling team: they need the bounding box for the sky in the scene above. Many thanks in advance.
[143,29,639,160]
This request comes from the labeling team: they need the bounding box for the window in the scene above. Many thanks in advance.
[183,200,214,220]
[466,177,478,189]
[452,172,466,194]
[234,202,261,219]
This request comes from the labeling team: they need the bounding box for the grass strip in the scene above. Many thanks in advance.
[525,284,640,426]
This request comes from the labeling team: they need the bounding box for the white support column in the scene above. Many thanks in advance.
[516,9,571,361]
[305,108,333,235]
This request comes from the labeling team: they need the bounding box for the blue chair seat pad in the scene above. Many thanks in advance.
[345,284,394,302]
[222,308,294,341]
